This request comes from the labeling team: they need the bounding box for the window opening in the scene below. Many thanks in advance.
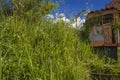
[103,14,113,24]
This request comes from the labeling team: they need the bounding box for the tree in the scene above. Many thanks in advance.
[11,0,57,16]
[0,0,57,21]
[0,0,12,15]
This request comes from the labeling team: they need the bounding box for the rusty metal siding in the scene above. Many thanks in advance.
[103,24,112,44]
[87,0,120,47]
[89,26,104,46]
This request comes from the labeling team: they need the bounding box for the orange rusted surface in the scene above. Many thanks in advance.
[87,9,118,19]
[106,0,120,10]
[118,39,120,45]
[91,41,117,47]
[104,44,117,46]
[103,25,112,44]
[90,40,104,47]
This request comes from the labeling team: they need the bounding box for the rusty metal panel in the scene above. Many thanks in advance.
[106,0,120,10]
[90,40,104,47]
[118,39,120,46]
[89,23,115,47]
[89,26,104,46]
[87,0,120,47]
[103,25,112,44]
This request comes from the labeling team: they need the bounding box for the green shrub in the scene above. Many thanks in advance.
[0,16,90,80]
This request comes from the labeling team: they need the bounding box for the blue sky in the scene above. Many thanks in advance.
[1,0,112,18]
[53,0,112,18]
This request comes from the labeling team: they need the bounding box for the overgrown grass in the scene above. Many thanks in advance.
[0,15,93,80]
[1,14,120,80]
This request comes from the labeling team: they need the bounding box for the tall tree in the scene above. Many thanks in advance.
[11,0,57,16]
[0,0,57,20]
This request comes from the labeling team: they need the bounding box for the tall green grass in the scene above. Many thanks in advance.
[0,16,92,80]
[1,15,120,80]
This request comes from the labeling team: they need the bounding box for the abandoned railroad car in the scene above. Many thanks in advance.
[87,0,120,60]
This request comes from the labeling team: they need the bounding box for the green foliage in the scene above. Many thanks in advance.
[112,18,120,33]
[81,10,120,79]
[0,0,57,22]
[0,1,90,80]
[11,0,56,15]
[0,16,91,80]
[1,1,120,80]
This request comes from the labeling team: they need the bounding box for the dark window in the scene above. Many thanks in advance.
[89,16,102,26]
[103,14,113,24]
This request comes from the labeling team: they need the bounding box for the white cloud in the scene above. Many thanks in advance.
[57,13,65,18]
[72,17,85,28]
[46,13,86,29]
[46,14,54,19]
[54,13,70,23]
